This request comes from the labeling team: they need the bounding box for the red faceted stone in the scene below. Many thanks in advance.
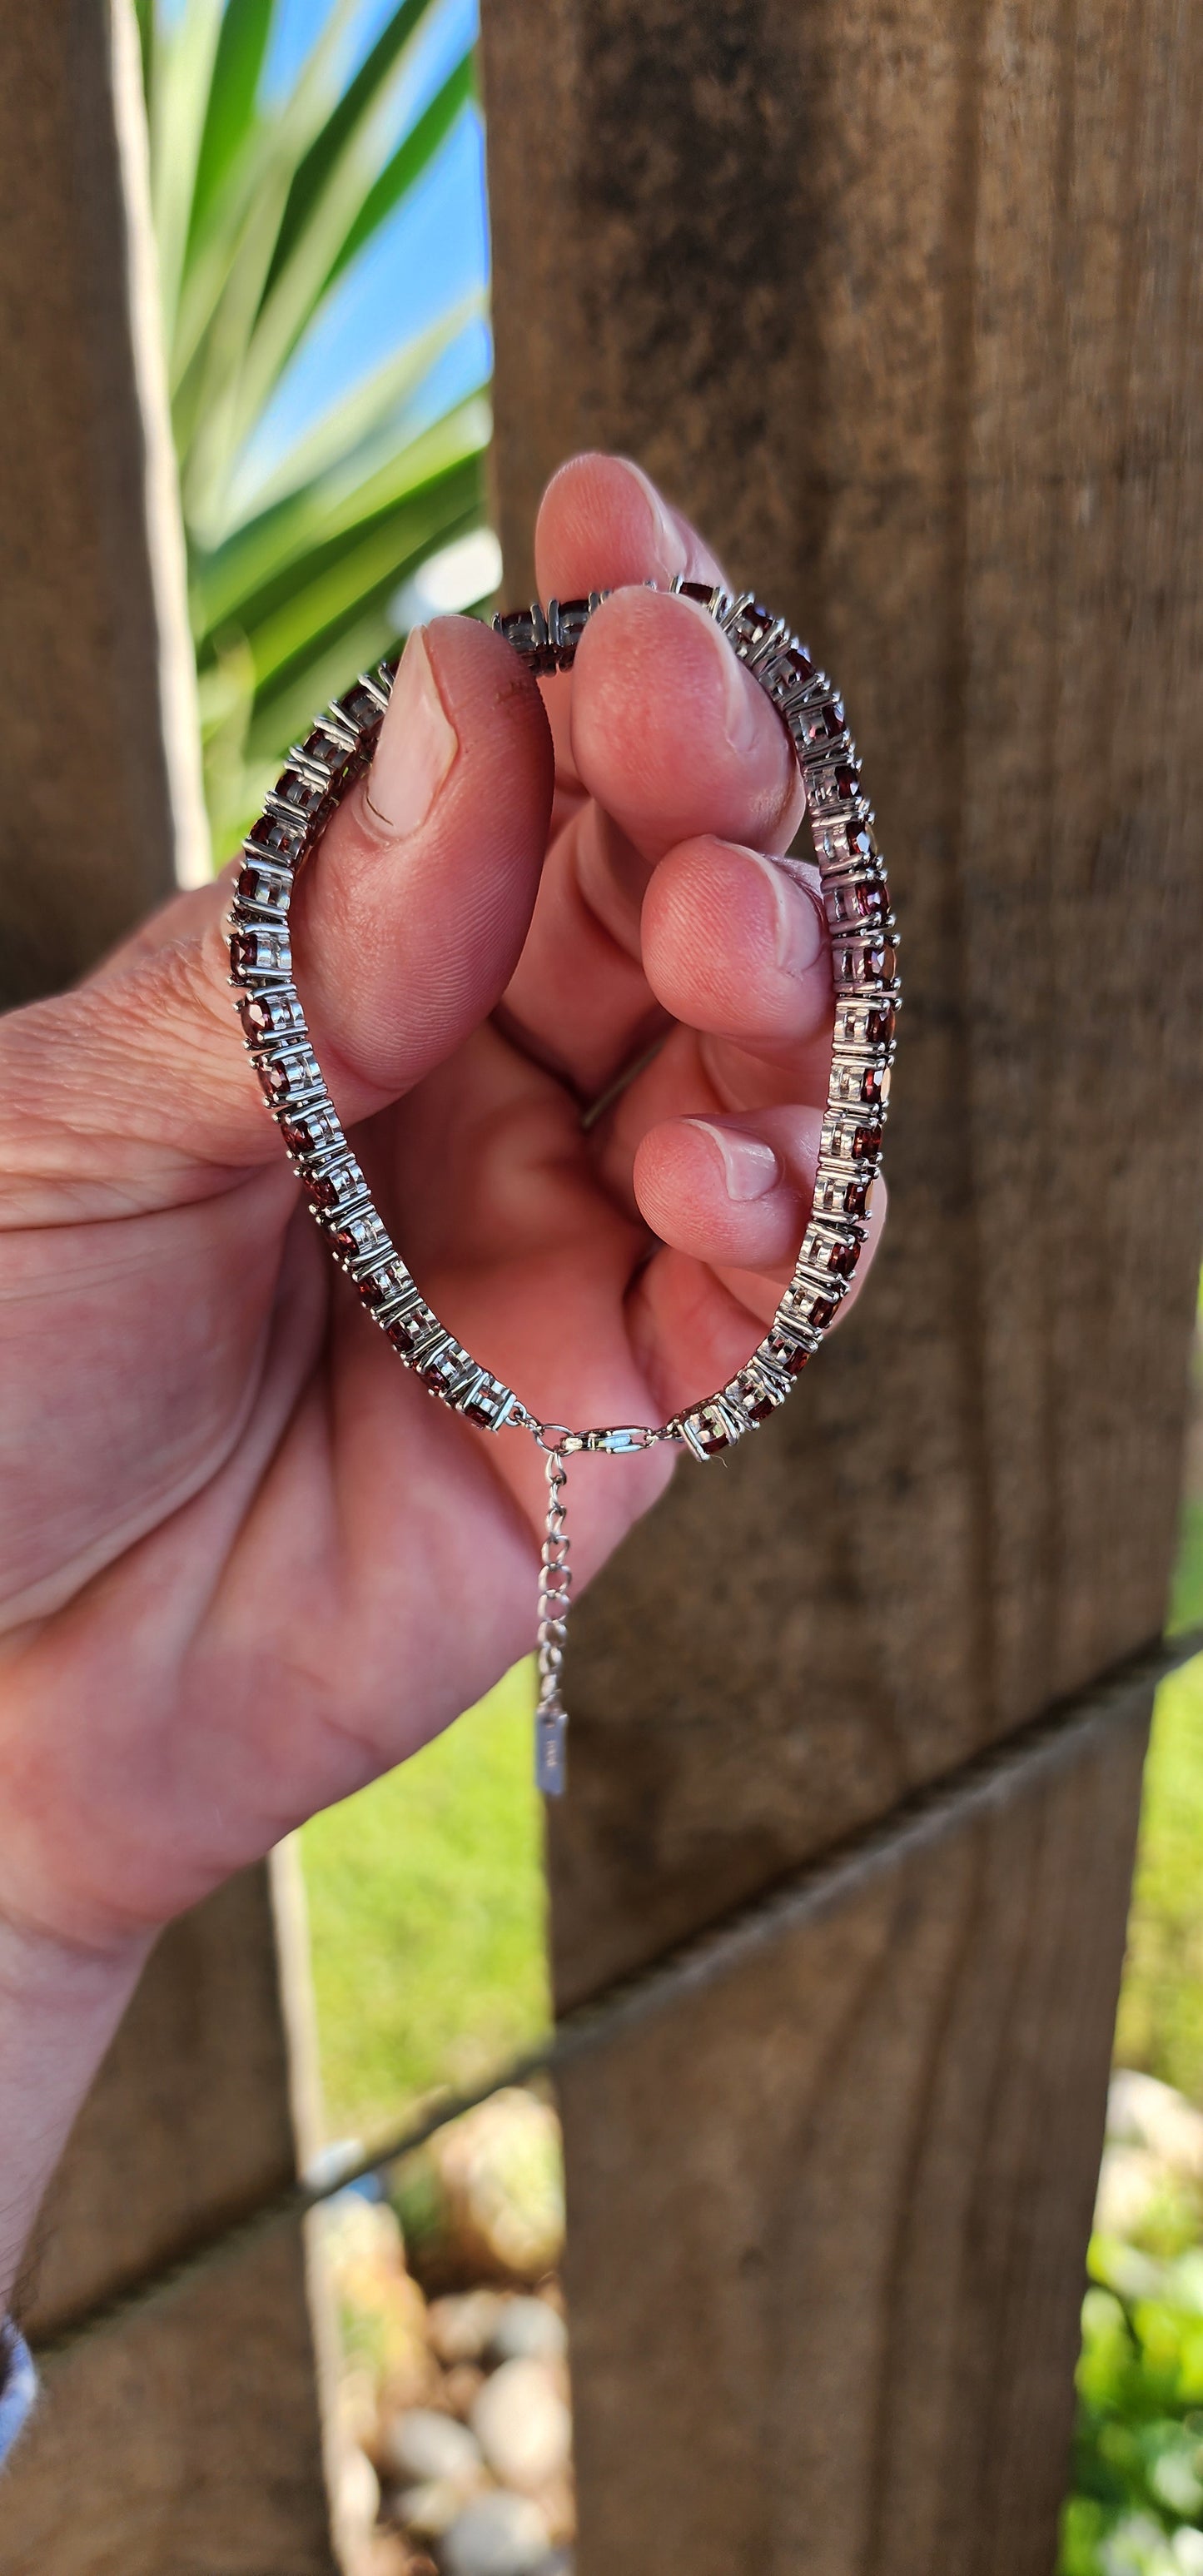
[239,991,302,1044]
[300,726,351,776]
[334,684,386,736]
[281,1109,338,1158]
[866,1003,897,1046]
[739,1386,778,1426]
[843,1179,873,1220]
[779,647,817,692]
[679,580,717,604]
[330,1210,385,1261]
[769,1336,811,1380]
[853,1121,885,1161]
[833,763,860,802]
[803,699,845,744]
[261,1052,316,1104]
[230,927,289,979]
[827,1240,860,1279]
[236,862,288,909]
[808,1296,838,1333]
[273,767,326,818]
[247,810,306,863]
[853,882,889,923]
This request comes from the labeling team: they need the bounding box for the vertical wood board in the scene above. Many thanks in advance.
[482,0,1203,1994]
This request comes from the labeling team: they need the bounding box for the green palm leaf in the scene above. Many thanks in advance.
[142,0,491,862]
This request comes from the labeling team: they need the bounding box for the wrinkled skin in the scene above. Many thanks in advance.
[0,455,883,1966]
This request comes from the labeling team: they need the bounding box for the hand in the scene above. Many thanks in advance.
[0,455,882,1967]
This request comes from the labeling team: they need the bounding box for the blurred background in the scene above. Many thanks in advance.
[123,3,1203,2572]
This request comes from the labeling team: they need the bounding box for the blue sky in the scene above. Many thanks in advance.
[236,0,490,507]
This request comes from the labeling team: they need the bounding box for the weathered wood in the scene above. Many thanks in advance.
[481,0,1203,2563]
[558,1686,1151,2576]
[1,1870,336,2576]
[0,7,333,2567]
[0,0,204,1010]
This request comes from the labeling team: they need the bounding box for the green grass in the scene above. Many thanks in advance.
[1111,1504,1203,2106]
[299,1658,549,2141]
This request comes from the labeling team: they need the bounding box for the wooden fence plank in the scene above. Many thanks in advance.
[1,1870,336,2576]
[0,7,336,2568]
[557,1686,1150,2575]
[481,0,1203,2561]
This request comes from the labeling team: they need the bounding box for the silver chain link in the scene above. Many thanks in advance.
[534,1445,572,1795]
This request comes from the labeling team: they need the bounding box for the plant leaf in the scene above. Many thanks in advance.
[231,44,471,465]
[148,0,227,340]
[326,52,474,296]
[188,0,276,248]
[263,0,435,297]
[193,396,489,646]
[229,293,484,525]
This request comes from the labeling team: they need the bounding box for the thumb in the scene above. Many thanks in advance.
[0,617,553,1211]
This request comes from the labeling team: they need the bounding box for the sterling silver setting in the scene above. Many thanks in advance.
[226,579,898,1791]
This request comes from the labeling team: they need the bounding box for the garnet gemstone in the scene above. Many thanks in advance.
[300,726,350,776]
[866,1004,897,1046]
[272,767,326,818]
[853,1121,885,1161]
[331,1210,387,1261]
[281,1108,339,1158]
[247,811,306,863]
[261,1050,318,1104]
[853,881,889,923]
[230,927,290,979]
[236,863,289,910]
[334,684,386,736]
[843,1179,873,1219]
[799,699,846,747]
[359,1260,407,1308]
[239,991,303,1044]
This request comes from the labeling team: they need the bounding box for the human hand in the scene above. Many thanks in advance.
[0,454,883,1969]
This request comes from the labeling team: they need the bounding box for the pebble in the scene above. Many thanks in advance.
[395,2477,469,2540]
[383,2409,483,2489]
[439,2490,551,2576]
[470,2359,572,2494]
[488,2299,568,2368]
[1107,2068,1203,2176]
[336,2445,380,2537]
[428,2290,507,2365]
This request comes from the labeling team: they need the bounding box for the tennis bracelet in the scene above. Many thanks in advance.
[226,578,898,1790]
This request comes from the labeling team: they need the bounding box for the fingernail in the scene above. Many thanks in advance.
[628,461,689,581]
[688,1119,781,1202]
[748,850,826,977]
[365,629,458,838]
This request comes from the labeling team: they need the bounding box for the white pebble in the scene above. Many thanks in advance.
[471,2359,571,2493]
